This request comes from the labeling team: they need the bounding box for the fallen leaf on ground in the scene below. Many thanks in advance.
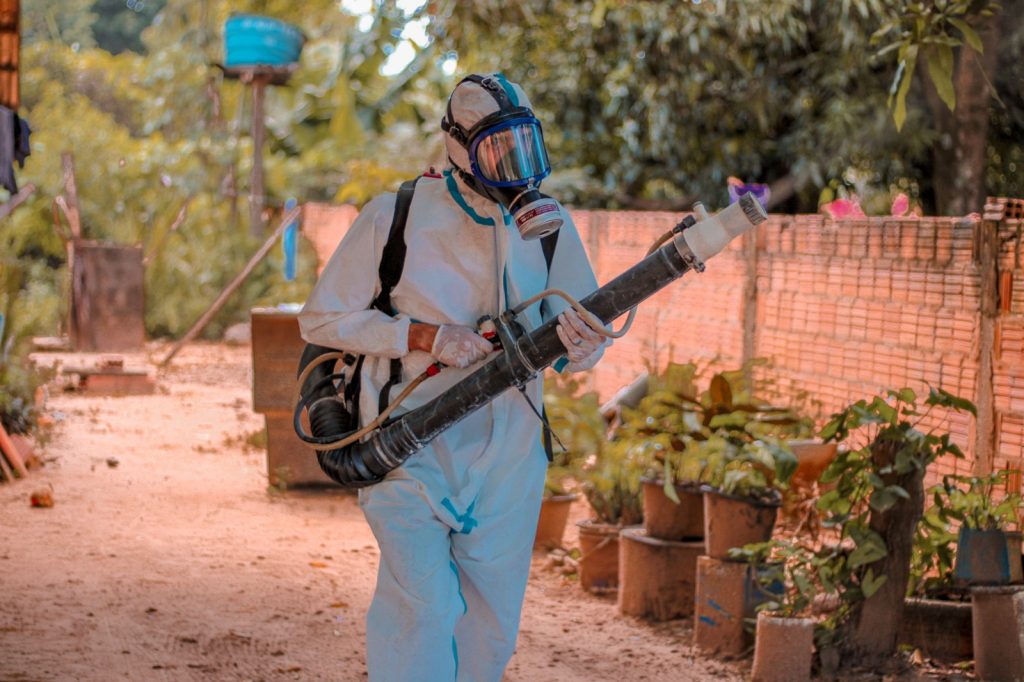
[309,561,328,568]
[30,489,54,508]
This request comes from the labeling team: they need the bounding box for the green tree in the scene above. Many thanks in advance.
[22,0,97,48]
[874,0,1021,215]
[435,0,1024,215]
[90,0,166,55]
[14,1,455,339]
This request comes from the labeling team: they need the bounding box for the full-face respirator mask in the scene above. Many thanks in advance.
[442,74,563,240]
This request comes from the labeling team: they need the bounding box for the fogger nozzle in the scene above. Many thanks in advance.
[677,193,767,264]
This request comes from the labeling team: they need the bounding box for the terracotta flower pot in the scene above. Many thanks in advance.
[702,488,780,560]
[577,519,622,592]
[533,493,578,550]
[641,477,704,542]
[954,527,1024,585]
[751,612,814,682]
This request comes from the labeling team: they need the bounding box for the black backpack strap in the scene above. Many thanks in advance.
[374,176,421,415]
[541,230,558,272]
[541,406,554,462]
[372,177,420,316]
[539,230,560,462]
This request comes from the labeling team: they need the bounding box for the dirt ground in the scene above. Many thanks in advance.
[0,342,962,681]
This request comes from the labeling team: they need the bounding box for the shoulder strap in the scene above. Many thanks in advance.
[372,176,420,315]
[538,229,561,324]
[375,176,421,414]
[541,230,558,273]
[539,230,560,463]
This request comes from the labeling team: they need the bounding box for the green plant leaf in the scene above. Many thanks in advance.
[663,458,681,503]
[925,44,956,111]
[926,387,977,416]
[948,17,983,51]
[891,45,918,131]
[869,484,911,512]
[896,387,917,404]
[861,568,888,598]
[848,531,888,568]
[870,396,898,424]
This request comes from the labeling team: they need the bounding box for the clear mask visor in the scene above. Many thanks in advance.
[469,119,551,188]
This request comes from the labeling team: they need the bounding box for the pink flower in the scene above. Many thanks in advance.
[822,198,865,220]
[891,193,910,216]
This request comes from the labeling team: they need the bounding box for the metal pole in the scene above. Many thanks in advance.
[249,77,267,237]
[159,205,301,367]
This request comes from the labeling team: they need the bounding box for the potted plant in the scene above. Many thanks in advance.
[534,374,602,549]
[622,360,808,544]
[573,436,646,592]
[734,543,817,682]
[614,361,707,541]
[629,361,807,557]
[937,471,1023,586]
[700,432,799,559]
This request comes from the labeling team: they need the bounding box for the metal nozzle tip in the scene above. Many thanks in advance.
[738,193,768,225]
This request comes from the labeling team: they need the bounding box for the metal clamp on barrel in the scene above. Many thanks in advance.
[494,311,540,386]
[674,236,706,274]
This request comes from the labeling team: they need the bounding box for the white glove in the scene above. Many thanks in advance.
[556,308,607,370]
[431,324,494,369]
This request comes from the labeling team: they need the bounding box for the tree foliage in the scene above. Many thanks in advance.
[12,0,454,339]
[91,0,167,55]
[436,0,1023,212]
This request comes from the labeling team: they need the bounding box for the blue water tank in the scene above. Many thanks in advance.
[224,15,305,68]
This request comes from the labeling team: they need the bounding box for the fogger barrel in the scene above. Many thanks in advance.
[307,193,768,488]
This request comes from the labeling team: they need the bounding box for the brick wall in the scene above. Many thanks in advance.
[572,202,1024,484]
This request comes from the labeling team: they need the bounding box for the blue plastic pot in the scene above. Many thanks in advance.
[224,14,305,68]
[954,527,1023,585]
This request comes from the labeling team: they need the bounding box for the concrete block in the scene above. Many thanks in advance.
[694,555,752,657]
[971,585,1024,681]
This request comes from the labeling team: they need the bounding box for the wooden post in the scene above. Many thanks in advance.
[143,196,193,266]
[741,226,760,367]
[159,205,301,367]
[60,152,82,239]
[0,422,28,479]
[249,77,268,237]
[973,208,1002,476]
[0,182,34,220]
[60,151,83,344]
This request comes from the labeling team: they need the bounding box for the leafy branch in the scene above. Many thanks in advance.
[872,0,998,130]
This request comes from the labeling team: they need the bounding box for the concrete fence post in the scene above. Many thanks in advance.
[972,204,1003,477]
[741,226,760,368]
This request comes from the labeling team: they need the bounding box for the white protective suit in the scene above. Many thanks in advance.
[299,167,603,681]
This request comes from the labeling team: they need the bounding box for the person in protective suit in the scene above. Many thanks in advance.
[299,73,607,682]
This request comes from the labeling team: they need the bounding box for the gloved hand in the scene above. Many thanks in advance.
[431,324,495,369]
[556,308,607,370]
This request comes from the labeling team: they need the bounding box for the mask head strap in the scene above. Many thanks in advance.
[441,74,519,148]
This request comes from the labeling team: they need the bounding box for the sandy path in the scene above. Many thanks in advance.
[1,342,748,681]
